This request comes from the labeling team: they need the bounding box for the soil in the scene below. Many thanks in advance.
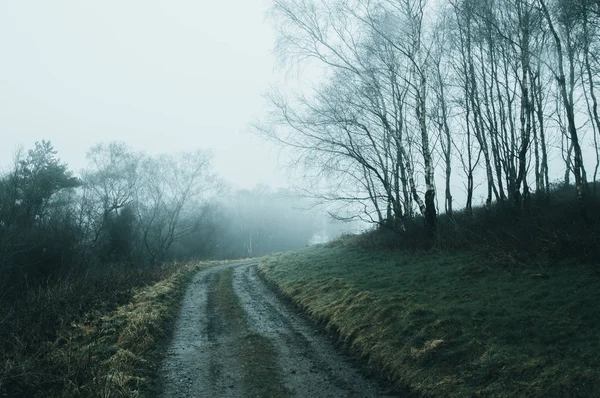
[160,261,392,397]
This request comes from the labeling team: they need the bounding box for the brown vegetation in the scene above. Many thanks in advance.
[0,261,205,397]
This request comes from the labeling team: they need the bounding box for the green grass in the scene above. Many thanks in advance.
[259,244,600,397]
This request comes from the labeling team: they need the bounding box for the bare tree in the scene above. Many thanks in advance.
[136,150,215,264]
[539,0,588,202]
[83,142,140,247]
[259,0,443,232]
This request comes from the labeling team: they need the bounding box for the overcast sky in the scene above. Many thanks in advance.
[0,0,287,188]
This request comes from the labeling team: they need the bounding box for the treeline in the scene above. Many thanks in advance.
[260,0,600,233]
[0,141,327,293]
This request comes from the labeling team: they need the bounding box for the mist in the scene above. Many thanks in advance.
[4,0,600,396]
[0,0,285,189]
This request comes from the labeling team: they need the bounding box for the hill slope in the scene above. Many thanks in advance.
[259,244,600,397]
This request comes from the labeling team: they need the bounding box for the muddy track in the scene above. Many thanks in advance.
[160,261,386,397]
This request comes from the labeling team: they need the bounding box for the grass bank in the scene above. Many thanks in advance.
[259,244,600,397]
[0,261,218,397]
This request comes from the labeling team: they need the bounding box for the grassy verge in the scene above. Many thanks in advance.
[214,267,288,397]
[259,244,600,397]
[0,261,219,397]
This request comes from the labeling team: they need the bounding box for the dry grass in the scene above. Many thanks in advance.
[0,261,221,397]
[259,245,600,397]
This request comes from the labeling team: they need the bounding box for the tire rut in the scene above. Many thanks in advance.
[233,263,380,398]
[160,261,389,397]
[160,262,243,397]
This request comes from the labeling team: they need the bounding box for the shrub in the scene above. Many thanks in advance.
[342,184,600,266]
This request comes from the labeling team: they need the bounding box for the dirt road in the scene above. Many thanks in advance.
[160,261,386,397]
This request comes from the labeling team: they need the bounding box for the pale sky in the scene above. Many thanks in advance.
[0,0,287,188]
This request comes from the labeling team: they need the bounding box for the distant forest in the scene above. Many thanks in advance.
[0,140,344,292]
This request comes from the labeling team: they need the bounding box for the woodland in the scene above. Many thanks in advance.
[259,0,600,259]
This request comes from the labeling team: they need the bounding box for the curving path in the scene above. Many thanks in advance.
[160,261,389,397]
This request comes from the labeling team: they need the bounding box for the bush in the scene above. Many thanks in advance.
[342,184,600,266]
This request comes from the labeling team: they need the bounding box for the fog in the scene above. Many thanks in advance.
[1,1,364,297]
[3,2,600,396]
[2,0,600,261]
[0,0,285,189]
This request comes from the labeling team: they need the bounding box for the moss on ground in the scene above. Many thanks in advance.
[259,245,600,397]
[214,267,289,398]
